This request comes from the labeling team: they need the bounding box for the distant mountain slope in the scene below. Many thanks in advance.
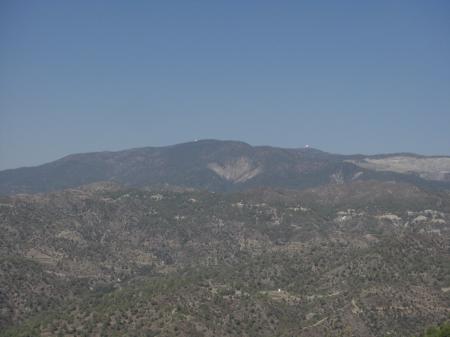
[1,139,449,195]
[347,156,450,181]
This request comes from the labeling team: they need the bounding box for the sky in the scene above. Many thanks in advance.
[1,0,450,170]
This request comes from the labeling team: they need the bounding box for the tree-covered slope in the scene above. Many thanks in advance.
[1,181,450,336]
[1,140,449,195]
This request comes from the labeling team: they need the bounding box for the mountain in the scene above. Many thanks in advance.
[1,181,450,336]
[1,139,450,195]
[2,141,450,336]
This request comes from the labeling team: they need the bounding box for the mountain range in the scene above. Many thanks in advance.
[1,140,450,336]
[1,139,450,195]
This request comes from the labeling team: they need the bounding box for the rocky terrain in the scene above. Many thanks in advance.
[347,156,450,181]
[1,181,450,336]
[1,140,450,196]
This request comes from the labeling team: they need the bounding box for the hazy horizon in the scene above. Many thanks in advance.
[1,138,450,171]
[1,1,449,170]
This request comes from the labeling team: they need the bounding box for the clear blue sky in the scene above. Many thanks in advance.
[1,0,449,170]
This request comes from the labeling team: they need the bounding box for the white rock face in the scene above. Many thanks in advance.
[347,156,450,181]
[376,213,404,227]
[330,170,344,184]
[334,209,365,223]
[150,194,164,201]
[377,214,402,222]
[412,215,428,223]
[208,157,262,183]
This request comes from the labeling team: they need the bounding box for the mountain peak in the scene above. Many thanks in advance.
[1,140,449,196]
